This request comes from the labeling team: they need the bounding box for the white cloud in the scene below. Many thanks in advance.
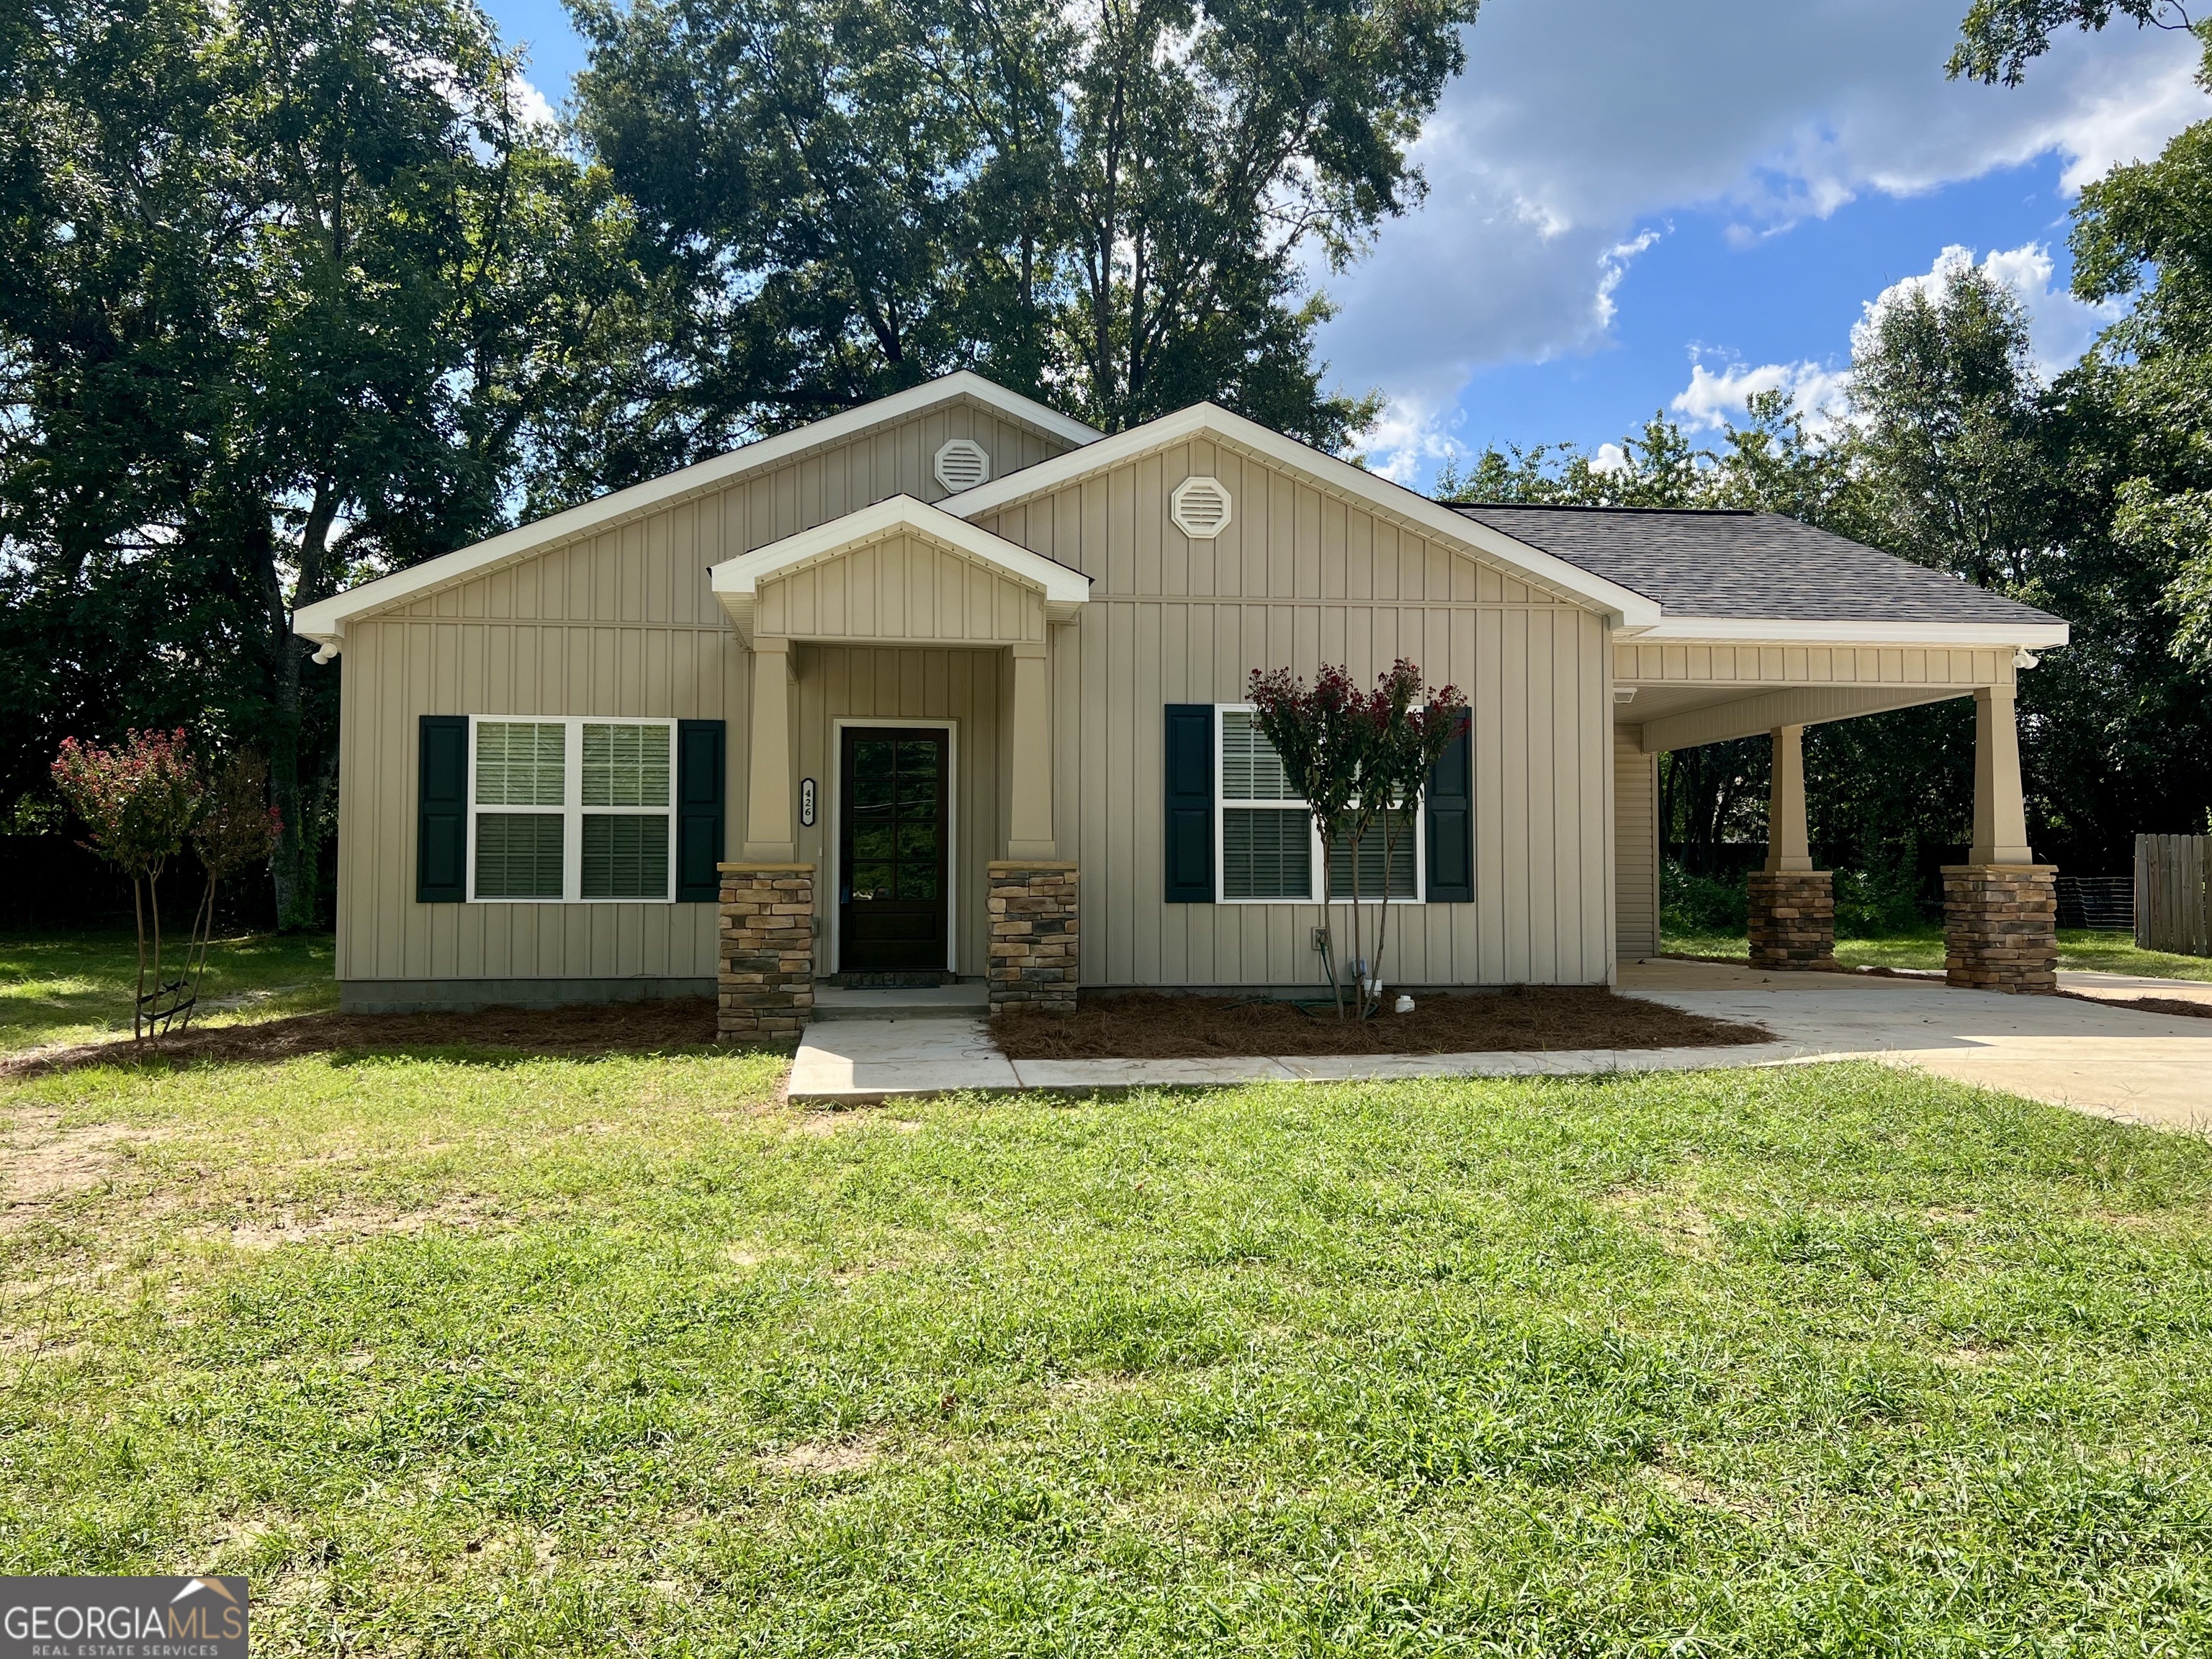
[1671,358,1850,435]
[508,73,557,130]
[1327,0,2199,478]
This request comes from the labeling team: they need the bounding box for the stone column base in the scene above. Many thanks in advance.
[717,862,815,1043]
[987,860,1079,1014]
[1748,869,1836,969]
[1943,863,2057,994]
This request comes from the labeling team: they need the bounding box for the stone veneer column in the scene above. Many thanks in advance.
[1748,870,1837,969]
[1943,864,2057,993]
[1747,724,1835,969]
[717,861,815,1042]
[986,860,1079,1014]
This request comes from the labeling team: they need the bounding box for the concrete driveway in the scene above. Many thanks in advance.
[1619,959,2212,1129]
[786,963,2212,1127]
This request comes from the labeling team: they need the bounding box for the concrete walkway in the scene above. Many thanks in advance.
[786,963,2212,1130]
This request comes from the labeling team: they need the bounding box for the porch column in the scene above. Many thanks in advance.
[1748,724,1834,968]
[1004,640,1054,859]
[989,637,1078,1015]
[1945,683,2056,992]
[742,637,796,862]
[1968,685,2033,865]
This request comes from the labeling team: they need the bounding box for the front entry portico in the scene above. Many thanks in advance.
[708,496,1091,1033]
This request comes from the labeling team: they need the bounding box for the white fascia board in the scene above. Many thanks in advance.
[1622,618,2071,649]
[709,494,1092,607]
[940,402,1668,627]
[292,373,1099,649]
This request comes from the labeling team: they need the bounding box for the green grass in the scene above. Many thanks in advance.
[0,930,338,1054]
[1663,925,2212,980]
[7,1046,2212,1653]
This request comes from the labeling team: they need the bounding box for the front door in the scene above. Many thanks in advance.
[838,727,950,974]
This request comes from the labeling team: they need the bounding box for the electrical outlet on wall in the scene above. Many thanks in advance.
[1310,926,1330,953]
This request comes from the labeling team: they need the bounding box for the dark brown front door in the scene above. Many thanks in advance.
[838,727,950,974]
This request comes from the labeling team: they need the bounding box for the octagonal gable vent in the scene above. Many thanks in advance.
[1170,476,1232,540]
[934,438,992,494]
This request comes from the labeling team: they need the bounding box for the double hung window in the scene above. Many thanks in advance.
[469,716,675,902]
[1215,705,1423,903]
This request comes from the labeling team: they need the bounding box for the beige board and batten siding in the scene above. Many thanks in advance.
[1614,732,1660,962]
[756,533,1048,646]
[335,403,1071,989]
[974,436,1618,988]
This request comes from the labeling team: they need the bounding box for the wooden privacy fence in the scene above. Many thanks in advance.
[2135,835,2211,956]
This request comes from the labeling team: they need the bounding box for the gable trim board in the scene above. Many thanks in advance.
[295,373,1098,657]
[709,495,1090,645]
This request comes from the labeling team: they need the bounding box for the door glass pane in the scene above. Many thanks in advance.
[1328,810,1419,899]
[851,824,896,861]
[583,724,670,807]
[476,723,565,805]
[1220,711,1297,801]
[582,814,670,899]
[896,863,939,901]
[896,739,940,775]
[1223,807,1311,899]
[896,773,939,814]
[852,862,894,900]
[475,812,564,898]
[896,821,938,860]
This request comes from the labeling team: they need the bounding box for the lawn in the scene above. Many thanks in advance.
[6,1038,2212,1653]
[1663,923,2212,980]
[0,930,338,1055]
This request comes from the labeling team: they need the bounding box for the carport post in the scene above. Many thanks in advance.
[1748,724,1834,968]
[1943,683,2056,992]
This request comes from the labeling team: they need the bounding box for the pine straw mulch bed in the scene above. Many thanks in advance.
[989,987,1774,1061]
[3,997,724,1079]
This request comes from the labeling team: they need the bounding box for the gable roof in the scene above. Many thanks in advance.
[941,403,1668,627]
[293,372,1100,656]
[1451,504,2070,646]
[708,495,1090,642]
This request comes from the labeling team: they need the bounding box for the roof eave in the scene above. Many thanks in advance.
[1620,617,2071,648]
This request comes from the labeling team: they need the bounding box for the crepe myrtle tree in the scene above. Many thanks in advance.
[1248,661,1467,1019]
[51,730,205,1038]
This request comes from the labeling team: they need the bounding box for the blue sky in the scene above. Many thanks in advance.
[481,0,2200,487]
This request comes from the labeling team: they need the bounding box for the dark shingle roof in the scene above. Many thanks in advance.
[1448,503,2064,628]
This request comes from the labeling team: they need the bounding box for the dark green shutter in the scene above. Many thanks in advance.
[1425,718,1473,903]
[1164,704,1214,902]
[676,719,726,902]
[418,715,469,903]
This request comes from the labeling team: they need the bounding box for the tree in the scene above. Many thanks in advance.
[1247,661,1466,1018]
[1,0,637,925]
[50,731,204,1037]
[1948,0,2193,86]
[570,0,1471,449]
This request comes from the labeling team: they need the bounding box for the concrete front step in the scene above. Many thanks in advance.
[809,983,989,1021]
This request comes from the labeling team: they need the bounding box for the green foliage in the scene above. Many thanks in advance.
[570,0,1474,448]
[1833,864,1933,935]
[1658,858,1747,936]
[0,0,639,925]
[10,1051,2212,1647]
[1948,0,2190,86]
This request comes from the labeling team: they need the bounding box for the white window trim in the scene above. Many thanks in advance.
[1213,703,1425,905]
[466,716,678,904]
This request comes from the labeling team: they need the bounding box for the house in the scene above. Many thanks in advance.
[293,373,2070,1030]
